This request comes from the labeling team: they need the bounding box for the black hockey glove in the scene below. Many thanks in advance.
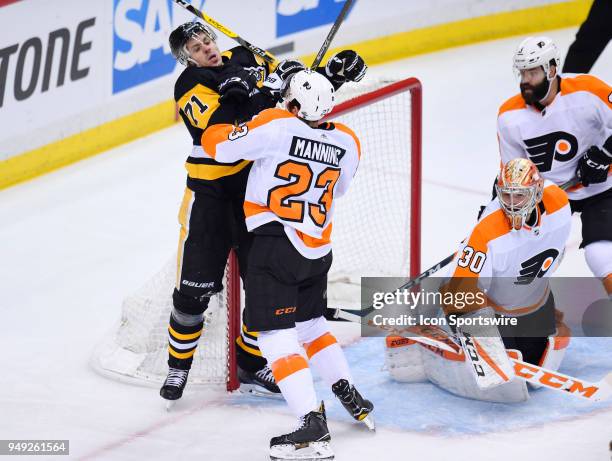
[218,69,257,105]
[576,145,612,186]
[262,59,305,98]
[325,50,367,84]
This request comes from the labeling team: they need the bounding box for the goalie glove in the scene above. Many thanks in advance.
[262,59,305,98]
[325,50,367,84]
[576,144,612,186]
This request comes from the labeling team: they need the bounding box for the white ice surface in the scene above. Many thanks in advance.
[1,28,611,460]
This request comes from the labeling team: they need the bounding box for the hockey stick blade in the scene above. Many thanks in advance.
[172,0,277,64]
[311,0,355,69]
[511,360,612,402]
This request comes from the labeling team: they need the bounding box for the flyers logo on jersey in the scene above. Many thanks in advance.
[515,248,559,284]
[523,131,578,172]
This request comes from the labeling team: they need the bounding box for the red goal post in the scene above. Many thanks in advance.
[325,77,422,278]
[92,77,422,392]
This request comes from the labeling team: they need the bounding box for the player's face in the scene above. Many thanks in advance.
[186,32,221,67]
[499,190,530,212]
[518,67,547,104]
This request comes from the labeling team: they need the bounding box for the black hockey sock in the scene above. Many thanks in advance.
[236,327,267,372]
[167,312,204,370]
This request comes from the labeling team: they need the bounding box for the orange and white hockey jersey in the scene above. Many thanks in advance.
[446,182,571,316]
[202,107,360,259]
[497,74,612,200]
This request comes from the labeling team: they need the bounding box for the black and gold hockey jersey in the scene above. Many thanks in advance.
[174,46,276,187]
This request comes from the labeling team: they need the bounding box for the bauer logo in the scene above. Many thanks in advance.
[276,0,354,38]
[112,0,204,93]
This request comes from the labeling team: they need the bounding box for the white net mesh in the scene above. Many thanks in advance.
[91,260,233,386]
[325,78,417,307]
[91,77,420,386]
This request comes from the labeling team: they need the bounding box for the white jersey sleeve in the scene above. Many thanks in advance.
[201,109,293,162]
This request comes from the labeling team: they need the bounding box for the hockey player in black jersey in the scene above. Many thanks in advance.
[160,21,367,403]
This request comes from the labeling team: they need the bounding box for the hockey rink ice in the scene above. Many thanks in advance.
[2,28,612,460]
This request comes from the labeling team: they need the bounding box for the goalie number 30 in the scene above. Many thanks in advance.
[457,246,486,274]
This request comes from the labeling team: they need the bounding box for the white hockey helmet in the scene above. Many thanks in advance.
[283,69,335,121]
[513,36,561,80]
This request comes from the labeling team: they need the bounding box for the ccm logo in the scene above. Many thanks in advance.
[514,362,599,398]
[275,307,297,315]
[462,333,486,377]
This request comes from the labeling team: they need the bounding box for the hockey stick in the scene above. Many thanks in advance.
[172,0,277,65]
[325,177,581,323]
[402,325,612,401]
[325,252,456,322]
[310,0,355,69]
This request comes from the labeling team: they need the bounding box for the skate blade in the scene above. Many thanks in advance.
[270,441,334,460]
[359,413,376,431]
[164,399,176,411]
[239,383,283,400]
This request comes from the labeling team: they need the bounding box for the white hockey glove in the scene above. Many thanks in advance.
[262,59,305,98]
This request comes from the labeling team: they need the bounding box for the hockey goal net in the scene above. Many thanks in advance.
[91,77,422,391]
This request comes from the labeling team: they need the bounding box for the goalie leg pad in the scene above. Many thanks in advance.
[384,336,427,383]
[422,343,529,403]
[455,307,515,389]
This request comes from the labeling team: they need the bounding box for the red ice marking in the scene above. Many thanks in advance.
[77,395,230,460]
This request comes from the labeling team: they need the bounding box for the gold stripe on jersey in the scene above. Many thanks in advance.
[177,84,220,130]
[185,159,251,180]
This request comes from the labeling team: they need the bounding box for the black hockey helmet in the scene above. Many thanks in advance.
[169,21,217,66]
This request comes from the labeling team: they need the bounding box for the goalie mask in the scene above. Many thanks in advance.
[283,69,335,121]
[169,21,217,66]
[496,158,544,231]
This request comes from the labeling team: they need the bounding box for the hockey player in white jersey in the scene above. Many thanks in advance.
[497,36,612,298]
[386,159,572,402]
[202,69,373,460]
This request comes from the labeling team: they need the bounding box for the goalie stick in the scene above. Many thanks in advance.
[325,177,580,322]
[402,325,612,402]
[172,0,278,64]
